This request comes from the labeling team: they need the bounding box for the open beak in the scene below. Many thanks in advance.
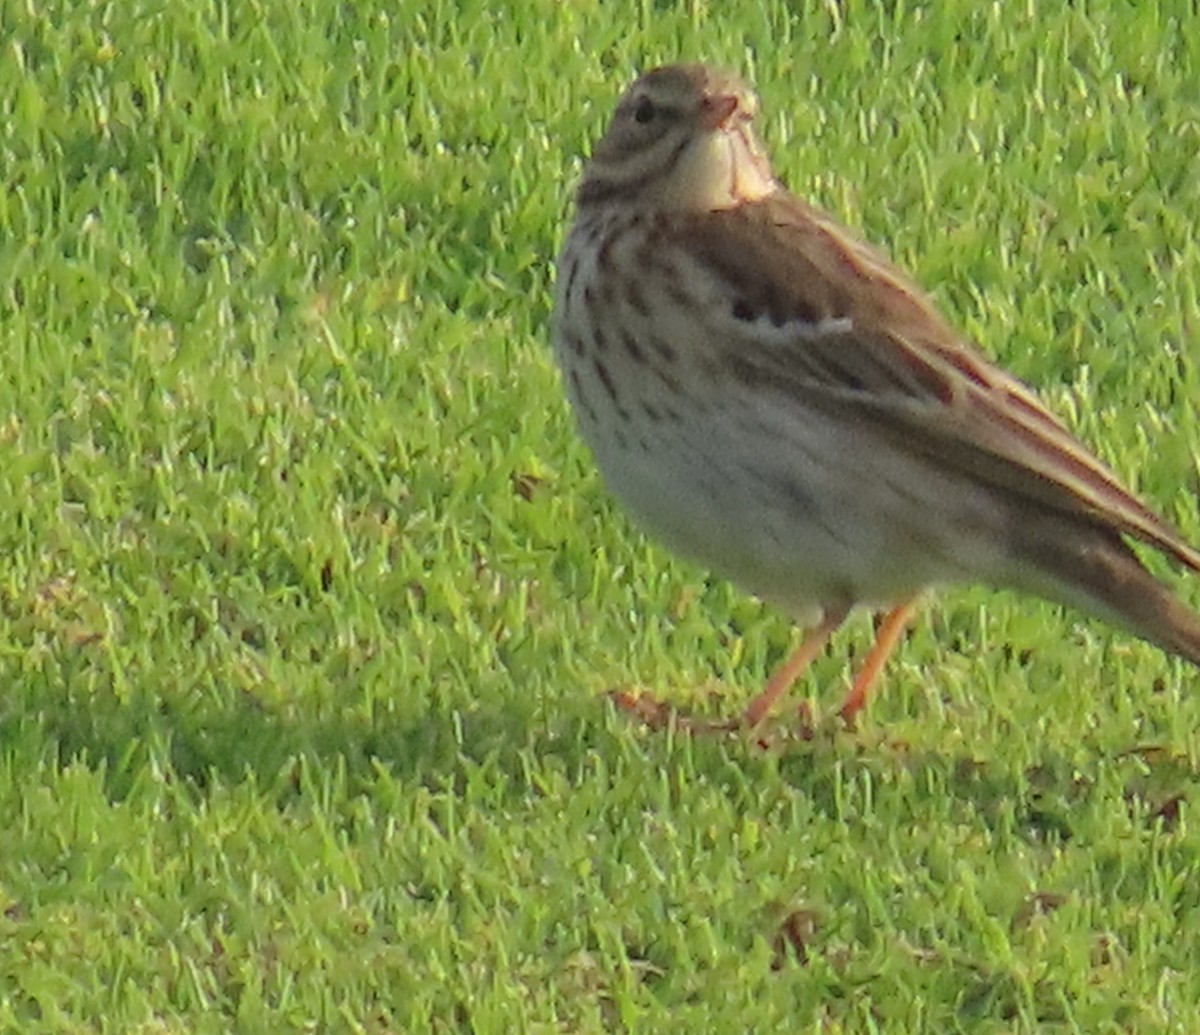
[699,93,741,131]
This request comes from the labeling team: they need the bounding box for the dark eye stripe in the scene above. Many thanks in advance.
[621,98,681,122]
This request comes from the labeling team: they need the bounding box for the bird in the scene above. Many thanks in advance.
[550,62,1200,731]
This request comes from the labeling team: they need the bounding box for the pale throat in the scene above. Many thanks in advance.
[667,128,776,210]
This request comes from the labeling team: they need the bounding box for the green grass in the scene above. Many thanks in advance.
[2,0,1199,1030]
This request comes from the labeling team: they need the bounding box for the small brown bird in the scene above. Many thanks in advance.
[551,62,1200,729]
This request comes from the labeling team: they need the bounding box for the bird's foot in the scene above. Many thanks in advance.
[607,688,835,746]
[606,688,740,734]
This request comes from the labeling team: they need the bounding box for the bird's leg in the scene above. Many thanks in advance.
[836,600,917,727]
[608,608,846,735]
[740,608,847,729]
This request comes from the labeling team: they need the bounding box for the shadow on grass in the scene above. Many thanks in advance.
[10,656,1196,847]
[8,674,545,805]
[13,664,1197,1028]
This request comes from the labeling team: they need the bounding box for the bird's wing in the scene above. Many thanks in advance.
[680,197,1200,573]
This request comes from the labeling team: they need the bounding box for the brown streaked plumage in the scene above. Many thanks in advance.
[552,62,1200,729]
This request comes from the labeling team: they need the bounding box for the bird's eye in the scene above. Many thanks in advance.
[633,97,656,124]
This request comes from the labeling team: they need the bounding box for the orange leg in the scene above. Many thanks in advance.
[836,600,917,727]
[741,608,847,729]
[609,607,846,734]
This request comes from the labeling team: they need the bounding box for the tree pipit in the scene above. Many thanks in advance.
[551,63,1200,733]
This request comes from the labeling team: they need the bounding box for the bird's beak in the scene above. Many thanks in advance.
[699,93,740,131]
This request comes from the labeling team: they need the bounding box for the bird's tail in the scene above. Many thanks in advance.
[1012,520,1200,669]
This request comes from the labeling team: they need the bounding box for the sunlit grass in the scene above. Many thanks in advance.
[1,1,1198,1030]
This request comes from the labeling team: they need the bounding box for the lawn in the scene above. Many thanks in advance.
[2,0,1199,1031]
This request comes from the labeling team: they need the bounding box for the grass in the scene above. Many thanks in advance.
[1,0,1199,1030]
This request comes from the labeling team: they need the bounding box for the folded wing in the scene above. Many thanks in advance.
[681,196,1200,574]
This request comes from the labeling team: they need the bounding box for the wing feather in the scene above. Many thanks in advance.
[679,196,1200,573]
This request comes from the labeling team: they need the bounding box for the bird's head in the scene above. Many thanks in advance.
[577,63,778,211]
